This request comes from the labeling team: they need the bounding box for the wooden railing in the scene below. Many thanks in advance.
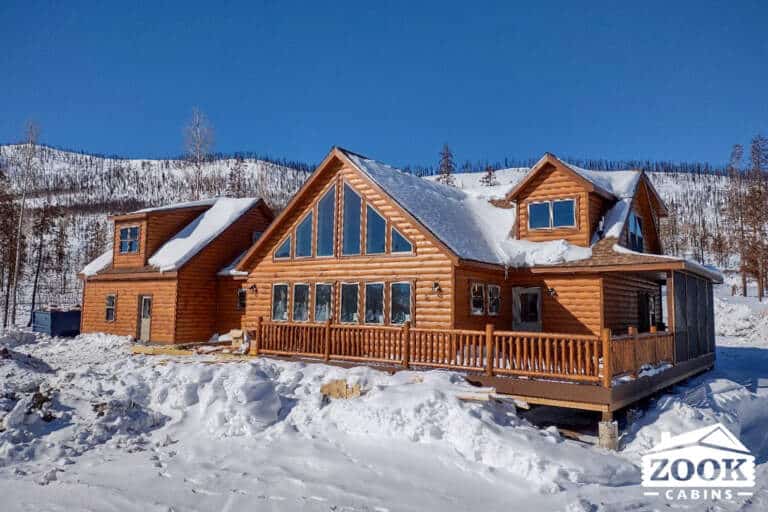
[249,318,676,387]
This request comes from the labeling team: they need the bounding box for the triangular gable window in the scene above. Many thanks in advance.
[275,237,291,259]
[391,227,413,253]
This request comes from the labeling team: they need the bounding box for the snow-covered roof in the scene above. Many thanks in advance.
[132,198,219,214]
[341,149,592,267]
[217,250,249,277]
[81,250,113,276]
[562,161,640,199]
[149,198,259,272]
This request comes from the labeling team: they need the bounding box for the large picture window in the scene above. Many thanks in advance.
[528,199,576,229]
[364,283,384,324]
[275,237,291,259]
[317,185,335,257]
[342,184,361,255]
[340,283,359,323]
[314,283,332,322]
[105,294,116,321]
[366,206,386,254]
[471,283,485,315]
[488,285,501,316]
[629,212,644,252]
[119,226,140,253]
[292,284,310,321]
[390,282,411,325]
[391,227,413,254]
[271,284,289,321]
[295,212,313,257]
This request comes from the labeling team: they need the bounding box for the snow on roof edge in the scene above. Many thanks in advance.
[81,250,113,276]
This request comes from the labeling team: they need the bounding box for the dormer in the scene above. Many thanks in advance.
[506,153,667,253]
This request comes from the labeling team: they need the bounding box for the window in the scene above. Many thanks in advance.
[314,283,332,322]
[119,226,140,253]
[295,212,313,257]
[488,285,501,316]
[528,199,577,229]
[252,231,263,243]
[317,185,335,257]
[366,206,386,254]
[390,282,411,325]
[236,289,247,311]
[471,283,485,315]
[105,294,116,322]
[391,227,413,253]
[340,283,359,323]
[629,212,644,252]
[271,284,289,321]
[293,284,310,321]
[364,283,384,324]
[528,203,550,230]
[520,292,539,323]
[552,199,576,228]
[342,184,361,255]
[275,237,291,259]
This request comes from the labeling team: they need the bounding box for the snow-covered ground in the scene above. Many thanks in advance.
[2,284,767,511]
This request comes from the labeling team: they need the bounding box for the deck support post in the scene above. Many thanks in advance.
[402,321,411,369]
[598,417,619,450]
[251,316,262,356]
[485,323,494,377]
[324,319,331,361]
[628,326,638,378]
[601,328,612,388]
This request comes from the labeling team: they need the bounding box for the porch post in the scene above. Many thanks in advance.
[666,270,676,365]
[485,323,494,377]
[402,321,411,369]
[628,326,638,378]
[324,319,331,361]
[251,316,262,356]
[601,328,612,388]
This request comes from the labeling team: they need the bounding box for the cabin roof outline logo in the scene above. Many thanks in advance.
[641,422,756,498]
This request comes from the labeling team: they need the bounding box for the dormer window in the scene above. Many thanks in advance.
[119,226,140,253]
[527,199,576,230]
[629,212,644,252]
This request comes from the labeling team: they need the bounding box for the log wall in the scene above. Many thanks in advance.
[112,219,148,268]
[216,277,247,334]
[602,273,662,334]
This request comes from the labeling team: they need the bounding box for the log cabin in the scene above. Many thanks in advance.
[231,147,721,423]
[79,197,273,344]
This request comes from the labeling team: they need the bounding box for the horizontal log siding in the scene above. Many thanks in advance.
[602,273,662,334]
[80,278,177,343]
[454,265,511,330]
[245,161,455,329]
[216,278,246,334]
[511,274,603,335]
[619,179,662,254]
[145,207,210,259]
[517,163,590,246]
[588,193,606,240]
[112,219,148,268]
[176,206,273,343]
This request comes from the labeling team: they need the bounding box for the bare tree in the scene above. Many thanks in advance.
[9,122,38,327]
[479,164,498,186]
[184,107,214,199]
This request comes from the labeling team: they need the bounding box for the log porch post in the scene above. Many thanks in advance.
[402,321,411,369]
[324,319,331,361]
[252,316,262,356]
[628,325,638,378]
[485,323,494,377]
[601,328,612,388]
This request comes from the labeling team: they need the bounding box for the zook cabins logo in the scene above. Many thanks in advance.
[641,423,756,502]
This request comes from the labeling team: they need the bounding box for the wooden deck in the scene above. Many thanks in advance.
[244,318,713,416]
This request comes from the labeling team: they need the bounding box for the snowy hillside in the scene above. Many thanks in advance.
[1,283,767,511]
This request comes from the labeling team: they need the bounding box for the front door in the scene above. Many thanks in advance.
[138,296,152,341]
[512,287,542,332]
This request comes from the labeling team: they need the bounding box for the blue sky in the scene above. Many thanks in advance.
[1,1,766,167]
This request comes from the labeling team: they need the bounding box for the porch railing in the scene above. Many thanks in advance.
[249,318,675,387]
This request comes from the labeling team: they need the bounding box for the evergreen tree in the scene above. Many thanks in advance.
[479,164,498,186]
[435,144,456,186]
[226,156,247,197]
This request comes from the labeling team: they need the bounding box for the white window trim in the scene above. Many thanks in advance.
[119,225,141,254]
[274,236,292,260]
[271,283,290,322]
[313,282,334,323]
[292,282,311,322]
[364,204,387,255]
[363,281,386,325]
[341,182,363,256]
[294,211,314,259]
[527,198,578,230]
[487,284,501,316]
[389,281,413,325]
[105,293,117,322]
[339,281,360,324]
[315,184,337,259]
[470,282,485,316]
[390,226,414,255]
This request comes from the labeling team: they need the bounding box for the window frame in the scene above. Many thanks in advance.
[341,182,362,256]
[271,283,290,322]
[470,282,486,316]
[339,282,360,324]
[389,281,413,325]
[315,184,336,259]
[105,293,117,322]
[236,288,247,311]
[390,226,414,255]
[487,284,501,316]
[292,283,311,322]
[294,211,314,259]
[274,236,292,260]
[365,204,387,255]
[628,211,644,252]
[363,282,385,325]
[118,225,141,254]
[313,282,333,323]
[526,198,578,230]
